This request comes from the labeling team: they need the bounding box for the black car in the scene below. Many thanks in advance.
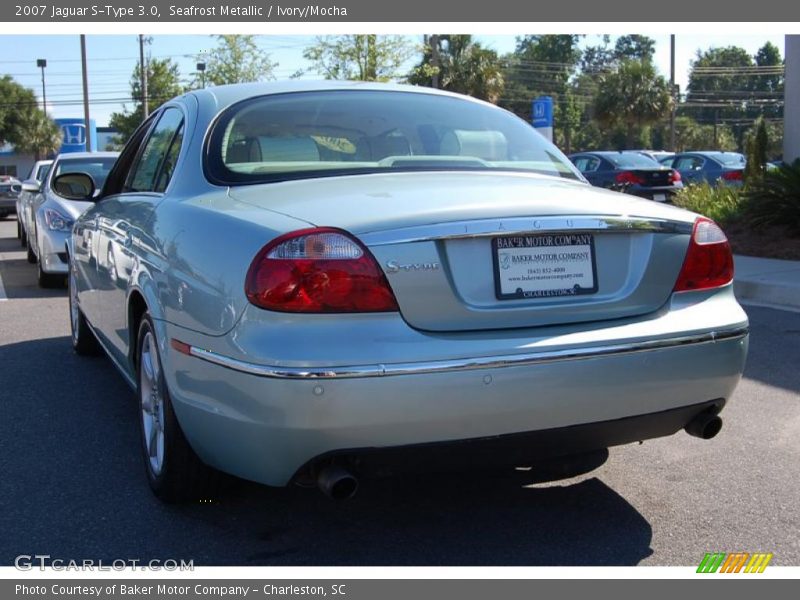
[569,151,683,202]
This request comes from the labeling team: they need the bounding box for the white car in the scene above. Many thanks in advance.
[28,152,118,287]
[16,159,53,247]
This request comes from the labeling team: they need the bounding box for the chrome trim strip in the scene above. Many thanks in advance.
[359,216,694,246]
[186,326,749,380]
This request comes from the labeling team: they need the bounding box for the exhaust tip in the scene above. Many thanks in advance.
[685,413,723,440]
[317,465,359,500]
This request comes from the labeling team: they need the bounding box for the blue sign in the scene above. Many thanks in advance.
[532,97,553,128]
[55,118,97,154]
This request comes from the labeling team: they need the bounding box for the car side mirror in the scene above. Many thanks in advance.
[53,172,96,201]
[21,180,41,193]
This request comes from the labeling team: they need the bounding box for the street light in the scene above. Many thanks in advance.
[196,62,206,88]
[36,58,47,114]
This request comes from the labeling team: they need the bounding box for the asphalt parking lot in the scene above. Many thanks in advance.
[1,216,798,567]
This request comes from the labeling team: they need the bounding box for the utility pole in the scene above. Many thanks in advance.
[36,59,47,114]
[139,34,149,119]
[430,34,440,89]
[80,35,92,152]
[670,34,676,151]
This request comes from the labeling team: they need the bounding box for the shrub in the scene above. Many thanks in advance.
[743,160,800,235]
[672,182,743,225]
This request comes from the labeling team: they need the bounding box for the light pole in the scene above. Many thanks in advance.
[36,58,47,114]
[197,62,206,88]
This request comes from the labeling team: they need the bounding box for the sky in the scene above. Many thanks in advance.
[0,33,786,126]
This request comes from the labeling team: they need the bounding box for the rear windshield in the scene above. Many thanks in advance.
[53,157,117,190]
[708,152,746,167]
[604,153,661,168]
[206,90,582,184]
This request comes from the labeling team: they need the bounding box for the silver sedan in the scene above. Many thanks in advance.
[63,81,748,503]
[28,152,118,287]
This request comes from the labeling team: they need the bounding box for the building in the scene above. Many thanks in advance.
[785,35,800,164]
[0,118,111,180]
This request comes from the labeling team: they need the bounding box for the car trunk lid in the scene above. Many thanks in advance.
[230,171,694,331]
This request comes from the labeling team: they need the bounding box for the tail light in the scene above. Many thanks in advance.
[670,169,682,183]
[721,170,743,182]
[673,217,734,292]
[245,227,399,313]
[615,171,645,185]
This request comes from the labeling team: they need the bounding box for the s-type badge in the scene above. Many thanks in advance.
[385,260,440,274]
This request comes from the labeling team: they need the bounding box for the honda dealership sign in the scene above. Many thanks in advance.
[55,118,97,154]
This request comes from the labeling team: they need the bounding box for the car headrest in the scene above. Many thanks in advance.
[257,136,320,162]
[439,130,508,161]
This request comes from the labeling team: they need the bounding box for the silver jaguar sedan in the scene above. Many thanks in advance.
[63,81,748,503]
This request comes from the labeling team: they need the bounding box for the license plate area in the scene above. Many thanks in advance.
[492,233,598,300]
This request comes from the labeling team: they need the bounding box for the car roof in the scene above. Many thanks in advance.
[185,80,496,113]
[54,151,119,161]
[570,151,651,157]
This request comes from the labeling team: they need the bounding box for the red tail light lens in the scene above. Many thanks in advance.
[721,170,743,182]
[673,218,734,292]
[670,169,682,183]
[615,171,645,185]
[245,227,399,313]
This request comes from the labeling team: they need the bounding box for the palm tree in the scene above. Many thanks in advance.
[409,35,504,103]
[12,110,62,161]
[594,60,673,148]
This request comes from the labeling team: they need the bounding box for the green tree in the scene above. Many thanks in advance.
[500,35,583,121]
[0,76,39,146]
[304,34,413,82]
[10,109,62,160]
[659,116,736,152]
[408,35,504,102]
[744,117,769,182]
[594,60,673,148]
[108,57,184,146]
[613,35,656,63]
[201,35,277,85]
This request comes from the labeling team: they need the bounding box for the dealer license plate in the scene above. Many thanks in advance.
[492,233,598,300]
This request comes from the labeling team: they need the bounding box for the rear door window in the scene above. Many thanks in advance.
[124,108,184,193]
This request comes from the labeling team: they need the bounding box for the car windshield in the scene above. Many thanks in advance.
[604,153,661,168]
[35,163,52,182]
[207,90,582,184]
[53,157,117,190]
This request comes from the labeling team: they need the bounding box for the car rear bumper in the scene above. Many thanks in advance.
[628,185,682,202]
[160,293,748,486]
[311,398,725,478]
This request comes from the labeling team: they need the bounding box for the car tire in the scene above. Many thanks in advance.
[37,257,64,288]
[26,241,36,264]
[20,226,27,248]
[68,266,101,356]
[136,314,216,503]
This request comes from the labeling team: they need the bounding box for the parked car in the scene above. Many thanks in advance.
[670,151,746,186]
[568,151,683,202]
[0,175,23,220]
[16,159,53,246]
[63,82,748,503]
[27,152,118,287]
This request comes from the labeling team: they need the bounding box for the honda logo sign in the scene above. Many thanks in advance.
[61,124,86,146]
